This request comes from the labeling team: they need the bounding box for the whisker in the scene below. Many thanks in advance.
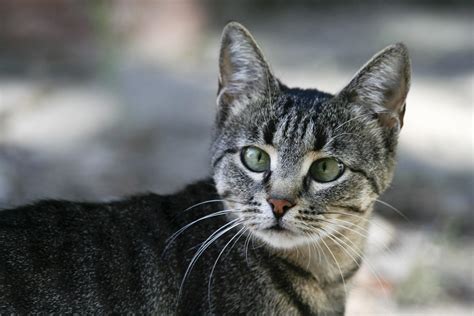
[176,198,244,217]
[324,210,395,238]
[324,132,359,148]
[163,209,237,255]
[303,232,313,270]
[324,210,367,219]
[244,231,252,265]
[308,229,327,265]
[207,226,247,309]
[332,111,390,135]
[178,219,243,301]
[300,229,325,268]
[296,210,392,301]
[225,227,249,259]
[295,241,300,261]
[375,199,410,222]
[182,199,226,212]
[324,111,392,151]
[251,237,265,250]
[318,217,369,239]
[330,228,391,300]
[319,227,362,267]
[296,223,329,267]
[320,217,394,255]
[318,227,364,286]
[322,228,390,300]
[318,217,398,297]
[316,229,348,298]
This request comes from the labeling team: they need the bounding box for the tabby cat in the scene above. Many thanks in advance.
[0,22,410,315]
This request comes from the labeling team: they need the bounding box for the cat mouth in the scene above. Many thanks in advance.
[265,223,295,234]
[267,225,285,231]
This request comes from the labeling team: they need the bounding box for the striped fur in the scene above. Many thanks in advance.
[0,22,410,314]
[211,22,410,313]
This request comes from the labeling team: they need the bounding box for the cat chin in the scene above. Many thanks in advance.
[252,229,314,249]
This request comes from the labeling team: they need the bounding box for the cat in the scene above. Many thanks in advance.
[0,22,410,315]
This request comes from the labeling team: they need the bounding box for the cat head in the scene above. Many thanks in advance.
[211,22,410,249]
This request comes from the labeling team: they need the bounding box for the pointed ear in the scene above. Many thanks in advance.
[339,43,411,129]
[217,22,279,119]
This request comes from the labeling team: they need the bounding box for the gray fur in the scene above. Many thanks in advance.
[0,22,410,315]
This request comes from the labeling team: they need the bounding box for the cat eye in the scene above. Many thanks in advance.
[241,146,270,173]
[309,158,344,183]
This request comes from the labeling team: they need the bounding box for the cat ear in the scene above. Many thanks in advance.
[339,43,411,129]
[217,22,279,118]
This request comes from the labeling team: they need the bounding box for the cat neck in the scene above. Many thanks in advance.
[269,219,370,286]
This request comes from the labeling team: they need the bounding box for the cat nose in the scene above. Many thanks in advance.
[267,198,295,218]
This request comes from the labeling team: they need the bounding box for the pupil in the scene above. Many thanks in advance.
[322,162,327,172]
[257,152,262,161]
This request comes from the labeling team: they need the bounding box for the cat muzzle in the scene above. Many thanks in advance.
[267,198,295,218]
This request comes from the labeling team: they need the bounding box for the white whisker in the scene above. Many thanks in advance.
[320,217,394,255]
[304,232,312,270]
[163,209,237,255]
[180,199,226,214]
[244,231,252,265]
[324,210,394,238]
[375,199,410,222]
[178,219,243,300]
[317,230,348,298]
[331,228,390,300]
[207,226,247,309]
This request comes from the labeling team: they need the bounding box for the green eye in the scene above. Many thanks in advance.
[309,158,344,182]
[241,146,270,173]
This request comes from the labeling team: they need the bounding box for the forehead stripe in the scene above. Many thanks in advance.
[279,97,293,117]
[299,117,310,140]
[263,119,277,145]
[313,133,327,151]
[287,112,303,139]
[281,117,291,139]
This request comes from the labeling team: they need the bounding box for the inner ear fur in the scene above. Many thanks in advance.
[339,43,411,129]
[217,22,279,111]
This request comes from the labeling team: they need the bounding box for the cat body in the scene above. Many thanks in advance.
[0,22,410,315]
[0,179,345,315]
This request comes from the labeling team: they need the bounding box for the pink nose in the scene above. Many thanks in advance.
[267,198,295,218]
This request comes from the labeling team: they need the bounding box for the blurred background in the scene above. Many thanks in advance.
[0,0,472,314]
